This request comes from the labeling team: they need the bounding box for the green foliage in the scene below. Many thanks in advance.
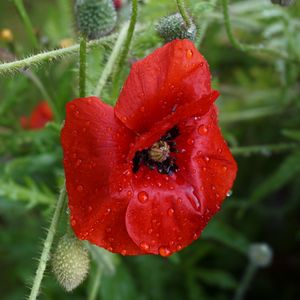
[0,0,300,299]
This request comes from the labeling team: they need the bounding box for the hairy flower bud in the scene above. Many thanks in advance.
[248,243,273,268]
[156,13,196,42]
[75,0,117,39]
[52,234,90,292]
[271,0,295,6]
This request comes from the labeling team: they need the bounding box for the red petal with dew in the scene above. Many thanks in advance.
[61,97,144,255]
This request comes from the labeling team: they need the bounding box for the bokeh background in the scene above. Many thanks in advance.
[0,0,300,299]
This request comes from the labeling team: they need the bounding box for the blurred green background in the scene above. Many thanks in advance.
[0,0,300,299]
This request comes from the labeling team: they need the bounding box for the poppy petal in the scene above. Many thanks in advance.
[115,39,212,133]
[175,105,237,213]
[61,97,143,255]
[124,106,237,256]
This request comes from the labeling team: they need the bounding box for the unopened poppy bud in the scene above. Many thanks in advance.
[52,234,90,292]
[0,29,14,42]
[75,0,117,40]
[271,0,295,6]
[248,243,273,268]
[156,13,196,42]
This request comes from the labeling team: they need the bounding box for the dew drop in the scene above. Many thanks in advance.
[106,227,112,233]
[138,191,149,203]
[121,249,127,256]
[140,242,150,251]
[226,190,233,197]
[193,233,198,240]
[156,181,162,187]
[177,244,183,251]
[159,246,171,257]
[186,49,193,59]
[107,247,113,252]
[70,104,76,110]
[198,125,208,135]
[148,228,153,234]
[222,166,228,172]
[76,185,83,192]
[187,138,194,145]
[204,156,210,162]
[88,206,92,212]
[71,219,76,226]
[168,208,175,217]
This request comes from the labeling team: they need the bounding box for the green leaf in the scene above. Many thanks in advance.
[250,151,300,202]
[282,129,300,141]
[196,268,238,290]
[202,219,250,255]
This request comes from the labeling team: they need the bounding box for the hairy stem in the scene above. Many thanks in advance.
[234,263,257,300]
[113,0,138,78]
[221,0,299,63]
[176,0,192,28]
[88,266,102,300]
[94,23,129,97]
[13,0,39,49]
[28,185,67,300]
[230,143,298,156]
[0,34,117,76]
[79,37,87,98]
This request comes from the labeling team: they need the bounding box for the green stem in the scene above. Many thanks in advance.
[0,34,117,76]
[79,37,87,98]
[94,23,129,97]
[234,263,257,300]
[113,0,138,78]
[221,0,299,63]
[88,266,102,300]
[176,0,192,28]
[230,143,298,156]
[13,0,39,49]
[28,185,67,300]
[23,70,59,120]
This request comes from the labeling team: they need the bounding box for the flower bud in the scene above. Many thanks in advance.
[75,0,117,40]
[52,234,90,292]
[156,13,196,43]
[271,0,295,6]
[0,29,14,42]
[248,243,273,268]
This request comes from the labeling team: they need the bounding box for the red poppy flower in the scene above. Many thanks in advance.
[20,101,53,130]
[61,39,237,256]
[113,0,122,10]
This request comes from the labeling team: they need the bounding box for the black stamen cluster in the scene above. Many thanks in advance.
[132,126,180,175]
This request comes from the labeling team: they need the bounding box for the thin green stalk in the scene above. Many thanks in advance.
[28,185,67,300]
[230,143,298,156]
[234,263,257,300]
[113,0,138,78]
[94,23,129,97]
[23,70,59,120]
[221,0,299,63]
[176,0,192,28]
[0,33,117,76]
[13,0,39,49]
[88,267,102,300]
[79,37,87,98]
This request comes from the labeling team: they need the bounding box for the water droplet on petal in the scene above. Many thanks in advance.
[193,233,198,240]
[77,185,83,192]
[140,242,150,251]
[226,190,233,197]
[168,208,175,217]
[71,219,76,226]
[204,156,210,162]
[186,49,193,59]
[159,246,171,257]
[138,191,149,203]
[121,249,127,256]
[187,138,194,145]
[198,125,208,135]
[222,166,228,172]
[176,244,183,251]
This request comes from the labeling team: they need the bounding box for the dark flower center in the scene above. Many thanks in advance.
[132,126,179,175]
